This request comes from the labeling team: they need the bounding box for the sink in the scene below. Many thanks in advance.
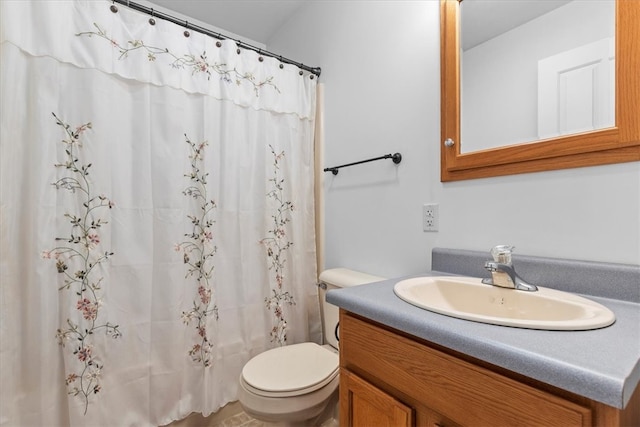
[393,276,615,330]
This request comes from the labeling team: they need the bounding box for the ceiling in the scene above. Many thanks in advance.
[145,0,305,46]
[143,0,573,50]
[461,0,572,50]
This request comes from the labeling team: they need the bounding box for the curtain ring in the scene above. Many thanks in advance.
[184,21,190,37]
[149,9,156,25]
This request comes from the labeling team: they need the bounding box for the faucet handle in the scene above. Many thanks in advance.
[490,245,514,264]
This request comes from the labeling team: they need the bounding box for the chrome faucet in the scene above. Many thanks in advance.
[481,245,538,292]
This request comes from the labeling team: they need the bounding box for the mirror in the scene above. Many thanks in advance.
[461,0,614,153]
[440,0,639,182]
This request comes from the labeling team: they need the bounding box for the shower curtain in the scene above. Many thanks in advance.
[0,1,320,425]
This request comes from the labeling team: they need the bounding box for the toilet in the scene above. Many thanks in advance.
[238,268,384,425]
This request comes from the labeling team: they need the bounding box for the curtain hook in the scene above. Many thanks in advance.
[149,9,156,25]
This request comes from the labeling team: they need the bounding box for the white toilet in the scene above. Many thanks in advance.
[238,268,383,425]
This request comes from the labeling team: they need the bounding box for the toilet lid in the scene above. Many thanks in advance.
[242,342,338,395]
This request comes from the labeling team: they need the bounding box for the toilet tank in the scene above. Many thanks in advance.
[318,268,384,349]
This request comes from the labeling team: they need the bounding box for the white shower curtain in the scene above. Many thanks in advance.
[0,1,320,425]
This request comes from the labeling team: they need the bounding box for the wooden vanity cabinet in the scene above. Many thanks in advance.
[339,310,640,427]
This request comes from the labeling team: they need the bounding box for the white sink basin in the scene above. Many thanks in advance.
[393,276,615,330]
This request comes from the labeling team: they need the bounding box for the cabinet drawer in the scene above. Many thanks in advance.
[340,311,592,426]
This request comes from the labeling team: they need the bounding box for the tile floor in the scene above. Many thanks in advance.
[215,410,339,427]
[168,402,339,427]
[213,411,264,427]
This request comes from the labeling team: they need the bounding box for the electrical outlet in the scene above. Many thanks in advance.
[423,203,439,232]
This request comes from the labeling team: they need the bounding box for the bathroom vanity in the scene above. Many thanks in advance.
[327,249,640,426]
[339,311,639,426]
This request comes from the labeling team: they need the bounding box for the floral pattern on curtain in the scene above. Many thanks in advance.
[76,23,280,95]
[45,114,122,414]
[262,146,296,346]
[0,1,319,426]
[176,135,220,368]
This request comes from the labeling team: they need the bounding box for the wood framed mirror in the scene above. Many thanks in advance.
[440,0,639,182]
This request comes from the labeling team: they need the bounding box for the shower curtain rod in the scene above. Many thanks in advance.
[111,0,322,77]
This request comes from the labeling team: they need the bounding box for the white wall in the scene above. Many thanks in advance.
[268,1,640,278]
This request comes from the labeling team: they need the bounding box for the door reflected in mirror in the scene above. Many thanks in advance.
[460,0,615,153]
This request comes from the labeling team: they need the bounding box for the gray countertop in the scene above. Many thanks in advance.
[327,271,640,409]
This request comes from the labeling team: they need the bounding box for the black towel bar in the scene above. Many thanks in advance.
[323,152,402,175]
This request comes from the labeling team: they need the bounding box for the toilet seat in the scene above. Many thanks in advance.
[241,342,338,398]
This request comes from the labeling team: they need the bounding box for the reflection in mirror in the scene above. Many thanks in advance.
[461,0,615,153]
[440,0,640,182]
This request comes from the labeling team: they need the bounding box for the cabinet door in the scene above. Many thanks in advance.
[340,369,413,427]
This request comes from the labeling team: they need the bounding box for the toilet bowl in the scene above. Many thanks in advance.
[238,342,339,424]
[237,268,383,425]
